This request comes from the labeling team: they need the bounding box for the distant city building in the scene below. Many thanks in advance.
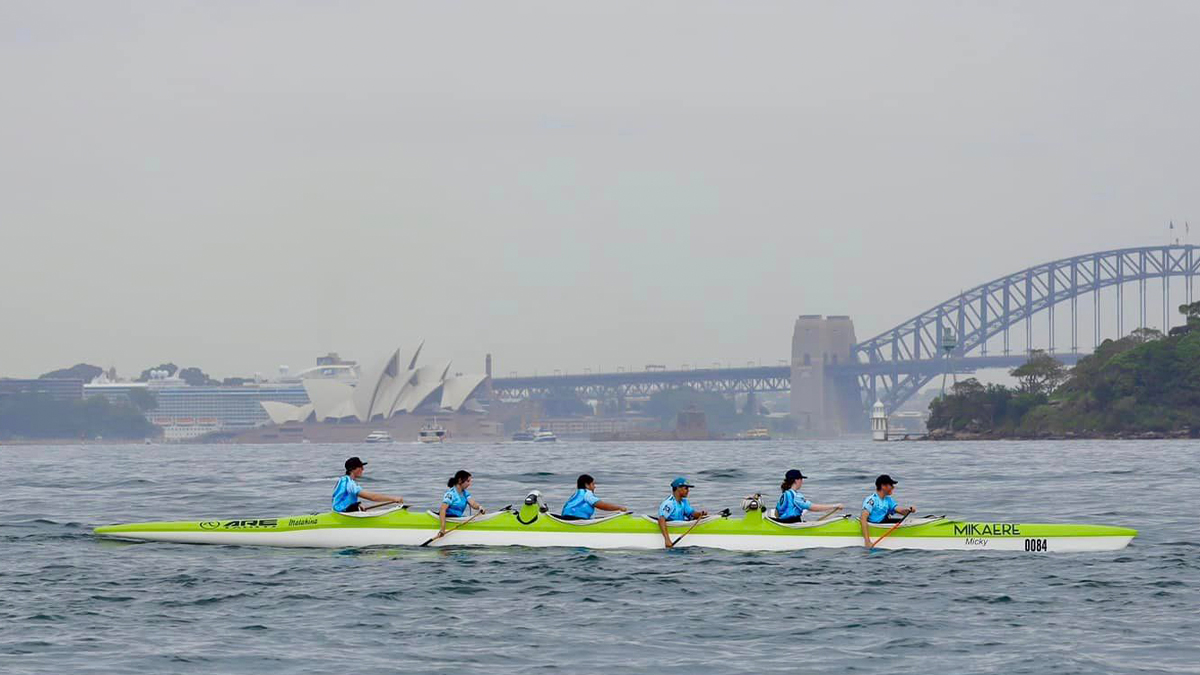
[0,378,84,402]
[150,384,310,440]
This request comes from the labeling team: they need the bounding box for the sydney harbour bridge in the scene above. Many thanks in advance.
[491,245,1199,432]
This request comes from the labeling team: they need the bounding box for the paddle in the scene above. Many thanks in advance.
[816,505,844,522]
[869,511,911,549]
[364,501,406,512]
[421,505,511,547]
[670,508,732,547]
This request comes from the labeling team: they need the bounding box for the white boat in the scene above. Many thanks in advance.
[363,431,393,443]
[533,428,557,442]
[418,420,447,443]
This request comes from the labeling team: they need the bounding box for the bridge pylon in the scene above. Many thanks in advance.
[790,315,867,435]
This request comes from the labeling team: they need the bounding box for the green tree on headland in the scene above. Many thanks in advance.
[1010,350,1067,395]
[929,306,1200,437]
[0,394,159,440]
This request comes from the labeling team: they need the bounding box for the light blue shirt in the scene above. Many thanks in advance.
[862,493,898,523]
[562,488,601,519]
[332,475,362,512]
[776,489,812,520]
[442,487,471,517]
[658,496,695,521]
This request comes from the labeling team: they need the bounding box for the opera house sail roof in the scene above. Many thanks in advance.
[260,343,487,425]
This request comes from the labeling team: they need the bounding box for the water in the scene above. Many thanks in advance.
[1,439,1196,674]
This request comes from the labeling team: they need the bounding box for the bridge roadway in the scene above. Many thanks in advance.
[489,353,1082,400]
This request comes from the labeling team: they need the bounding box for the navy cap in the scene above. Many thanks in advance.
[345,457,367,473]
[875,474,897,489]
[670,477,694,489]
[785,469,807,481]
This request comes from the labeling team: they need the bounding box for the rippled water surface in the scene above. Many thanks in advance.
[1,439,1197,674]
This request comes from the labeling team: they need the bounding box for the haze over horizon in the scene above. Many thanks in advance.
[2,2,1198,380]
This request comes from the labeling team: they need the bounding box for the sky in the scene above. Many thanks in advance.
[1,1,1198,380]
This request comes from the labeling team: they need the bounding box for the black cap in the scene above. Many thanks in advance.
[875,474,897,489]
[785,469,807,481]
[345,457,367,473]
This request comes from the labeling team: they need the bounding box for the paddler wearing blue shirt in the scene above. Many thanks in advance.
[438,470,487,537]
[332,457,405,513]
[560,474,628,520]
[775,469,842,523]
[860,474,916,547]
[658,477,708,548]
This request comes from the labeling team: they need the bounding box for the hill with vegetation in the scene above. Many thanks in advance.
[927,302,1200,439]
[0,394,159,441]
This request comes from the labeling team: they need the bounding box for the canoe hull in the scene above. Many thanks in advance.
[94,508,1137,553]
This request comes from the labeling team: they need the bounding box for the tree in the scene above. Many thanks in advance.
[177,367,216,387]
[39,363,103,381]
[127,388,158,412]
[1128,327,1163,344]
[1010,351,1067,395]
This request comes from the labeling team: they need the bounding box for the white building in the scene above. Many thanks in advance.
[260,342,488,425]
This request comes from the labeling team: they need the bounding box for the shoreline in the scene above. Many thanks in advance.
[922,429,1199,441]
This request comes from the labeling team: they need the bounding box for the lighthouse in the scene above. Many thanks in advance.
[871,400,888,441]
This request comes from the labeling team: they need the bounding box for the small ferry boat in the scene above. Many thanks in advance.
[511,429,536,442]
[418,421,448,443]
[363,431,393,444]
[736,428,771,441]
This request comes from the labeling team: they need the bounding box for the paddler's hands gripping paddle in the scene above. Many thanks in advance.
[670,508,732,548]
[869,511,911,549]
[421,505,511,547]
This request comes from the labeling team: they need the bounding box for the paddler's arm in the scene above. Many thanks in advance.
[468,498,486,514]
[438,503,449,535]
[658,515,673,548]
[860,510,873,548]
[594,500,628,512]
[359,490,403,505]
[809,502,843,512]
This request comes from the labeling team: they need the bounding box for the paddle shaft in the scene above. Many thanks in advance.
[422,510,484,547]
[870,512,911,548]
[421,506,511,547]
[364,500,404,511]
[670,509,731,547]
[670,518,704,547]
[816,505,843,522]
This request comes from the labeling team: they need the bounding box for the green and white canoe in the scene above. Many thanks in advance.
[95,493,1136,553]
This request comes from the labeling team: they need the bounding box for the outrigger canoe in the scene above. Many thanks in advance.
[94,492,1136,553]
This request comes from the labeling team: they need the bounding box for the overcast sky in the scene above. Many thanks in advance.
[2,1,1197,380]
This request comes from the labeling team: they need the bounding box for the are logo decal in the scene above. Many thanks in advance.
[218,519,279,530]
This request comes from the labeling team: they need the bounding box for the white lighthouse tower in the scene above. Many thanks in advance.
[871,400,888,441]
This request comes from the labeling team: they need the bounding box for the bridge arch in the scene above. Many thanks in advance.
[855,244,1199,413]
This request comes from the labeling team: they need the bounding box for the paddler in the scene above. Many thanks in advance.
[775,469,842,523]
[438,470,487,536]
[860,474,916,547]
[658,477,708,548]
[332,457,405,513]
[560,474,629,520]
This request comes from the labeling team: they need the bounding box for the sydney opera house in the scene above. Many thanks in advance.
[252,343,490,436]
